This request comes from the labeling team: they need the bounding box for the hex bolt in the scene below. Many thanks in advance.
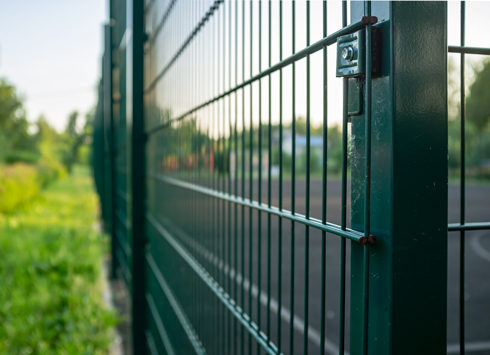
[342,46,354,61]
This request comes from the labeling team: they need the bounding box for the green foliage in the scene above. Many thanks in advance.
[62,110,94,172]
[291,116,324,136]
[0,79,37,163]
[37,157,66,188]
[448,58,490,180]
[77,145,91,166]
[0,168,118,354]
[467,58,490,130]
[35,116,72,175]
[327,124,343,175]
[271,147,293,171]
[0,164,39,213]
[295,147,322,175]
[270,123,343,177]
[0,160,66,214]
[0,76,93,177]
[3,150,41,165]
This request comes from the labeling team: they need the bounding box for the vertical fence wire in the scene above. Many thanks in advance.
[234,1,239,353]
[362,1,372,354]
[248,2,254,353]
[257,2,263,354]
[277,2,284,353]
[240,3,246,352]
[212,12,218,353]
[304,2,311,354]
[289,2,296,354]
[266,0,272,347]
[320,1,328,354]
[339,2,348,354]
[222,7,227,353]
[227,3,233,354]
[459,2,466,355]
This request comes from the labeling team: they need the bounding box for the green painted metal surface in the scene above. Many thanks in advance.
[90,1,490,354]
[349,2,448,354]
[127,0,147,352]
[103,23,116,280]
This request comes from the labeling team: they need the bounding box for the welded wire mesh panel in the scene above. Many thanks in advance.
[447,2,490,354]
[94,0,490,353]
[111,0,132,287]
[143,1,375,354]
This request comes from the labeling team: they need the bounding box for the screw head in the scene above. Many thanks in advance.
[342,47,354,61]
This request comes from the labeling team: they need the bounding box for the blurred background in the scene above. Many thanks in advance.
[0,0,106,182]
[0,1,119,354]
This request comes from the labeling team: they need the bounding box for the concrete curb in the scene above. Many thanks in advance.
[102,260,124,355]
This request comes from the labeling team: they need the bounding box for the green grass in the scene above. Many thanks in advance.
[0,167,118,355]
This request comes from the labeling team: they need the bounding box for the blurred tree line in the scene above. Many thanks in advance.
[270,118,343,177]
[0,77,94,211]
[0,77,93,173]
[448,57,490,180]
[145,57,490,181]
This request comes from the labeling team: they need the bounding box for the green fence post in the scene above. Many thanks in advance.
[349,2,448,354]
[103,23,117,280]
[127,0,147,353]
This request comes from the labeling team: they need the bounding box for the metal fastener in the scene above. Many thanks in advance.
[342,46,354,61]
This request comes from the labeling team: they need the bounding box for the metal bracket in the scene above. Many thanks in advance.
[337,26,382,118]
[336,27,381,78]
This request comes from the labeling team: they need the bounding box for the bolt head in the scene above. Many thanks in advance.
[342,47,354,61]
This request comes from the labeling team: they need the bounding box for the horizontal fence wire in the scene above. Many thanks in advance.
[448,45,490,55]
[145,295,176,355]
[140,1,379,354]
[148,172,368,243]
[145,0,224,93]
[146,254,206,355]
[146,212,281,355]
[145,0,178,50]
[144,16,376,136]
[448,222,490,231]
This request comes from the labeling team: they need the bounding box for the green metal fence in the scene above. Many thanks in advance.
[91,1,490,354]
[447,3,490,355]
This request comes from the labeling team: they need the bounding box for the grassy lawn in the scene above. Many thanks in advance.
[0,167,117,354]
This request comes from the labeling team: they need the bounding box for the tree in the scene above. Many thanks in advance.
[63,111,87,173]
[467,58,490,130]
[0,78,37,162]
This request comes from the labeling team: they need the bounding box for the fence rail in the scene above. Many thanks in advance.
[91,1,490,354]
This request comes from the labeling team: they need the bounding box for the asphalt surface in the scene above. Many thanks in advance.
[149,178,490,354]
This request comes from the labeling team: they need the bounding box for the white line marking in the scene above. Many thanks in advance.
[161,216,346,355]
[470,232,490,262]
[447,341,490,353]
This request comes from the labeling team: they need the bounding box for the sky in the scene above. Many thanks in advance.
[0,0,107,131]
[0,1,489,132]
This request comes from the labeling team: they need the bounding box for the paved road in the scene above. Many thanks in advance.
[157,178,490,354]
